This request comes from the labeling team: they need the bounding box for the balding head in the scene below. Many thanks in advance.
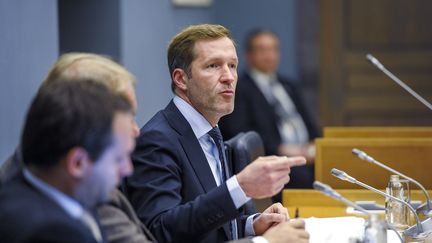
[43,53,135,95]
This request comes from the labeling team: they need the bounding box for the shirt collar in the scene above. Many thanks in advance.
[23,168,84,219]
[249,68,276,86]
[173,95,214,139]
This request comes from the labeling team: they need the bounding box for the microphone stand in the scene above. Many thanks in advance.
[366,54,432,111]
[313,181,391,243]
[331,168,424,236]
[352,148,432,217]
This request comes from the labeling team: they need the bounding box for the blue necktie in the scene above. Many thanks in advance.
[208,126,238,240]
[208,127,228,181]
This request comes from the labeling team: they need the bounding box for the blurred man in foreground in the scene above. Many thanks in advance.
[0,80,134,242]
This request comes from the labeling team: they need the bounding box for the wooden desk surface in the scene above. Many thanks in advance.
[282,189,430,218]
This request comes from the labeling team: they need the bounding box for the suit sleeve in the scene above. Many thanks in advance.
[125,129,241,242]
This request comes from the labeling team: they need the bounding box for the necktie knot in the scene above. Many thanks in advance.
[208,126,223,144]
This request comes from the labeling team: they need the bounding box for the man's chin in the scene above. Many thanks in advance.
[220,106,234,117]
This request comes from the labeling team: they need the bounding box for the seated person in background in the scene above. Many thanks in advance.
[0,80,135,242]
[220,29,319,194]
[124,23,307,243]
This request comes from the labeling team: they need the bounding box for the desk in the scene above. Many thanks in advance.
[282,189,431,218]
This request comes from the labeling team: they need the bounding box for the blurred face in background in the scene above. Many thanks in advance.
[247,33,280,74]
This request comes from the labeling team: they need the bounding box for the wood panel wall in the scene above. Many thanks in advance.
[320,0,432,126]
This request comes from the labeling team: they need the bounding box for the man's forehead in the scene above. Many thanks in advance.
[252,33,279,46]
[192,37,237,60]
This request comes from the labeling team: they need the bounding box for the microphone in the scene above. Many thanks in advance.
[366,54,432,111]
[314,181,391,243]
[331,168,424,236]
[352,148,432,217]
[313,181,371,216]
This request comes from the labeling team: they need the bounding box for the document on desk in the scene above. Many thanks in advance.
[305,217,400,243]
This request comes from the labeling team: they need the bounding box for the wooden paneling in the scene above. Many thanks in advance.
[320,0,432,126]
[315,138,432,189]
[324,127,432,138]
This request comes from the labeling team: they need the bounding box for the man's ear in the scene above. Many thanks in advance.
[64,147,91,179]
[172,68,188,92]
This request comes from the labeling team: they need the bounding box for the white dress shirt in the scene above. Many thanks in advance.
[173,96,257,236]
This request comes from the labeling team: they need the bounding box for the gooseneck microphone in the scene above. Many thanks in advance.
[352,148,432,216]
[366,54,432,111]
[314,181,398,243]
[313,181,371,217]
[331,168,424,235]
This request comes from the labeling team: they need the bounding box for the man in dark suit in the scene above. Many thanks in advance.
[220,29,319,192]
[125,24,308,243]
[0,80,135,243]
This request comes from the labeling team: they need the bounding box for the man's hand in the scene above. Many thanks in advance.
[236,156,306,198]
[253,203,289,235]
[263,219,309,243]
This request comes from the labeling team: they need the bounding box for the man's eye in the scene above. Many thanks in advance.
[207,64,218,68]
[229,64,237,69]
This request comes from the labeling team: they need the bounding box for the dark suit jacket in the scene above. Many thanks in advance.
[124,101,248,243]
[0,148,22,187]
[0,173,98,243]
[220,72,319,156]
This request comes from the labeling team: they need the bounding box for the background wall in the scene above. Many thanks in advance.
[121,0,212,124]
[121,0,300,125]
[213,0,299,80]
[0,0,307,163]
[0,0,58,163]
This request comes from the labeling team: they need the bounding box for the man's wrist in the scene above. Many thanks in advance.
[227,176,251,209]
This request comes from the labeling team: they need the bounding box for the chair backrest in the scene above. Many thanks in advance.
[224,131,265,214]
[224,131,265,174]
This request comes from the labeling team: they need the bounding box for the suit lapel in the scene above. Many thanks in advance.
[244,73,274,112]
[163,101,217,193]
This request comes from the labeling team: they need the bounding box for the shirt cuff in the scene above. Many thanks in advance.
[226,175,251,209]
[252,236,269,243]
[245,213,260,236]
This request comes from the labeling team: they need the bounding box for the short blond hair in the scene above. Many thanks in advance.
[167,24,234,92]
[43,53,135,94]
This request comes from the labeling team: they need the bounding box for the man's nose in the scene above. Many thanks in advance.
[220,65,236,84]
